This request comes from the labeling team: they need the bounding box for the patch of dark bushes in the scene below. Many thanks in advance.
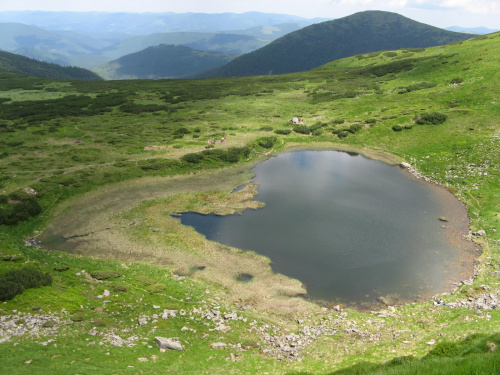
[0,268,53,301]
[119,103,169,114]
[0,191,42,225]
[260,126,273,131]
[332,118,345,124]
[415,112,448,125]
[90,270,122,280]
[450,77,464,84]
[257,136,277,149]
[398,81,437,94]
[137,158,180,171]
[362,59,417,77]
[181,146,250,164]
[274,129,291,135]
[293,124,311,134]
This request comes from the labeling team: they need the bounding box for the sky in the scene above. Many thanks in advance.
[1,0,500,29]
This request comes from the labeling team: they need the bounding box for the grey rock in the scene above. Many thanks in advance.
[154,337,183,351]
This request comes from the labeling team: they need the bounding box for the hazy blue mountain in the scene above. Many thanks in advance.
[0,23,112,57]
[201,11,473,78]
[12,47,72,66]
[95,44,236,80]
[222,23,306,40]
[103,32,268,61]
[0,11,326,35]
[445,26,499,35]
[0,50,102,80]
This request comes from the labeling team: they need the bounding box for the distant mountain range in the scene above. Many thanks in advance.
[0,19,309,69]
[0,50,102,80]
[0,11,325,35]
[201,11,474,78]
[94,44,236,80]
[445,26,499,34]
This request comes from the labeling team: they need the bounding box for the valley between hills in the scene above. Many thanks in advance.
[0,13,499,375]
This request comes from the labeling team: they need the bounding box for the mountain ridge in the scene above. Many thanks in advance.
[200,10,473,78]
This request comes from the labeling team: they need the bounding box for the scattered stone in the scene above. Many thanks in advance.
[211,342,227,349]
[154,337,183,351]
[161,310,177,319]
[439,217,448,222]
[473,230,486,236]
[103,290,111,297]
[138,357,149,362]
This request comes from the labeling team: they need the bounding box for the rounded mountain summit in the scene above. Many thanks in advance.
[199,10,473,78]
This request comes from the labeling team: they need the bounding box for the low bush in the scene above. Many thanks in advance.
[332,118,345,124]
[392,124,403,131]
[147,283,166,293]
[0,280,25,301]
[0,268,53,301]
[450,77,464,84]
[274,129,291,135]
[136,276,156,286]
[415,112,448,125]
[90,270,122,280]
[0,191,42,225]
[257,136,277,149]
[348,124,363,133]
[293,124,311,134]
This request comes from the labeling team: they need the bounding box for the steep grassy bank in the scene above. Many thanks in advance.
[0,32,499,374]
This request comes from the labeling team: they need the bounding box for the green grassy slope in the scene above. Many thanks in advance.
[0,31,499,375]
[201,10,473,78]
[95,44,236,80]
[0,50,102,80]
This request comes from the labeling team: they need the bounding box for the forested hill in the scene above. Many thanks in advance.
[95,44,236,80]
[0,50,102,80]
[200,10,473,78]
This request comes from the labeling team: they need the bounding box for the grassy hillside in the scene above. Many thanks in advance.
[94,44,236,80]
[202,10,473,77]
[0,30,499,375]
[0,50,102,80]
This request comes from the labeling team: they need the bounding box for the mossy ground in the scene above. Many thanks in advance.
[0,33,499,374]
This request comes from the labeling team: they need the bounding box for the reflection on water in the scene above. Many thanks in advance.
[179,151,472,306]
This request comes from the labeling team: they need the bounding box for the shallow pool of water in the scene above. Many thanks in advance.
[178,151,474,307]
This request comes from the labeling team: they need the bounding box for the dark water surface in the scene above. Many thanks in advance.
[179,151,474,306]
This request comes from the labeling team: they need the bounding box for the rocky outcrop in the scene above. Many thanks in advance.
[155,337,183,351]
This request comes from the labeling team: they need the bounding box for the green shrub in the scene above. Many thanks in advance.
[392,125,403,131]
[136,275,156,286]
[293,125,311,134]
[147,283,166,293]
[274,129,291,135]
[0,280,25,301]
[365,118,377,124]
[337,130,349,138]
[257,136,277,148]
[332,118,345,124]
[182,153,204,164]
[0,268,52,301]
[383,52,398,57]
[260,126,273,131]
[415,112,448,125]
[348,124,363,133]
[90,270,122,280]
[112,284,128,292]
[450,77,464,84]
[2,268,52,289]
[426,342,461,357]
[0,191,42,225]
